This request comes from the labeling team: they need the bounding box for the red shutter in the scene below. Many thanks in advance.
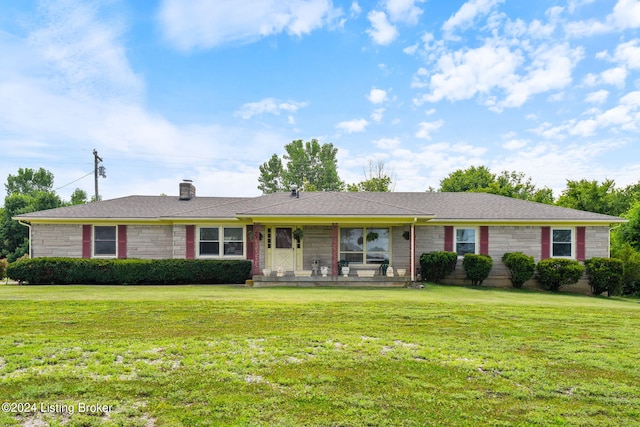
[576,226,586,261]
[444,226,454,252]
[186,225,195,259]
[246,226,254,260]
[480,226,489,255]
[82,225,92,258]
[541,227,551,260]
[117,225,127,259]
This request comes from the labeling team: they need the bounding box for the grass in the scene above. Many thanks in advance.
[0,284,638,426]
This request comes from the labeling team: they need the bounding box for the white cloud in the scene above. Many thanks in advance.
[367,87,388,104]
[366,11,398,45]
[442,0,504,35]
[413,39,523,105]
[157,0,343,50]
[385,0,423,25]
[497,44,583,110]
[415,120,444,139]
[600,67,627,87]
[585,89,609,104]
[371,108,385,122]
[373,137,401,149]
[350,1,361,17]
[612,39,640,70]
[336,118,369,133]
[502,139,529,150]
[27,0,142,101]
[530,91,640,139]
[564,0,640,37]
[235,98,308,119]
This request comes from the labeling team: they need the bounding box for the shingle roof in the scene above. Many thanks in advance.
[15,191,625,223]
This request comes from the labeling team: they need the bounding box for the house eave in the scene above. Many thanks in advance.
[427,218,628,226]
[234,215,436,225]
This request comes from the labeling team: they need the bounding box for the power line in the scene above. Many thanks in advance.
[54,171,93,192]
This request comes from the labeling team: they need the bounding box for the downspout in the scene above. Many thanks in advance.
[18,220,32,258]
[609,223,623,257]
[410,221,416,282]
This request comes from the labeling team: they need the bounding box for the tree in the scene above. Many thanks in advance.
[69,188,88,205]
[615,200,640,252]
[5,167,54,196]
[439,166,495,192]
[258,139,344,193]
[347,159,394,192]
[438,166,553,203]
[556,179,621,216]
[1,168,62,261]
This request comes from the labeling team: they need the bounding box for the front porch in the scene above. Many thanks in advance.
[251,273,413,287]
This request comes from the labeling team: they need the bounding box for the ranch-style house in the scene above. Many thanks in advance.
[14,181,626,290]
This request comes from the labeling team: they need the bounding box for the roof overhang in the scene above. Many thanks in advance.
[233,215,436,225]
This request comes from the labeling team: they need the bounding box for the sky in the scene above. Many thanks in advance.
[1,0,640,203]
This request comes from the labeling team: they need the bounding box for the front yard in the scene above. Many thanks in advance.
[0,284,638,426]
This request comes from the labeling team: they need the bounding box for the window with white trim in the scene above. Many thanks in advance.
[340,227,389,264]
[94,226,117,257]
[198,226,244,257]
[455,228,476,256]
[552,228,573,257]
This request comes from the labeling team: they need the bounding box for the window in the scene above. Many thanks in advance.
[94,226,116,257]
[455,228,476,256]
[552,228,572,257]
[199,228,219,256]
[340,227,389,264]
[199,226,244,257]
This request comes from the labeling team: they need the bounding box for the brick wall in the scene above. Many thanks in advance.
[126,225,173,259]
[172,224,187,259]
[302,226,333,270]
[31,224,83,258]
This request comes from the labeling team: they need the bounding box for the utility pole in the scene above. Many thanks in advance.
[93,149,106,201]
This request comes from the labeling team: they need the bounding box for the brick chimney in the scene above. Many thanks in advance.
[179,180,196,200]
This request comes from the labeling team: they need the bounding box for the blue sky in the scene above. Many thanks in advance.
[1,0,640,203]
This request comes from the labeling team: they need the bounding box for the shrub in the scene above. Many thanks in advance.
[584,258,624,296]
[0,258,7,281]
[502,252,535,288]
[6,258,252,285]
[419,251,457,283]
[462,254,493,286]
[536,258,585,292]
[611,243,640,296]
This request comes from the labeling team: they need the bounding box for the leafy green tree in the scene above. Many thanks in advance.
[439,166,495,192]
[69,188,88,205]
[556,179,621,216]
[257,154,285,194]
[5,167,54,196]
[1,168,62,261]
[615,200,640,252]
[438,166,553,203]
[258,139,344,193]
[347,159,393,192]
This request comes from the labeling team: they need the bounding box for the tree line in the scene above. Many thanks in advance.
[3,140,640,293]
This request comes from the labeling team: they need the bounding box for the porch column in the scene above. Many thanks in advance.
[252,223,261,275]
[410,223,416,282]
[331,223,339,276]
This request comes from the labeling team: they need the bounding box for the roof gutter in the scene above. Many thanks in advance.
[17,220,32,258]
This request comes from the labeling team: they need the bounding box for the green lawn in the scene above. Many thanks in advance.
[0,284,638,426]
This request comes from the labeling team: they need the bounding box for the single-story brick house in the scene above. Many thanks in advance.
[14,181,625,290]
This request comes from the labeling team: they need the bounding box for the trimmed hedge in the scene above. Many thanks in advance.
[462,254,493,286]
[502,252,535,288]
[420,251,457,283]
[0,258,7,281]
[536,258,585,292]
[6,258,252,285]
[584,257,624,296]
